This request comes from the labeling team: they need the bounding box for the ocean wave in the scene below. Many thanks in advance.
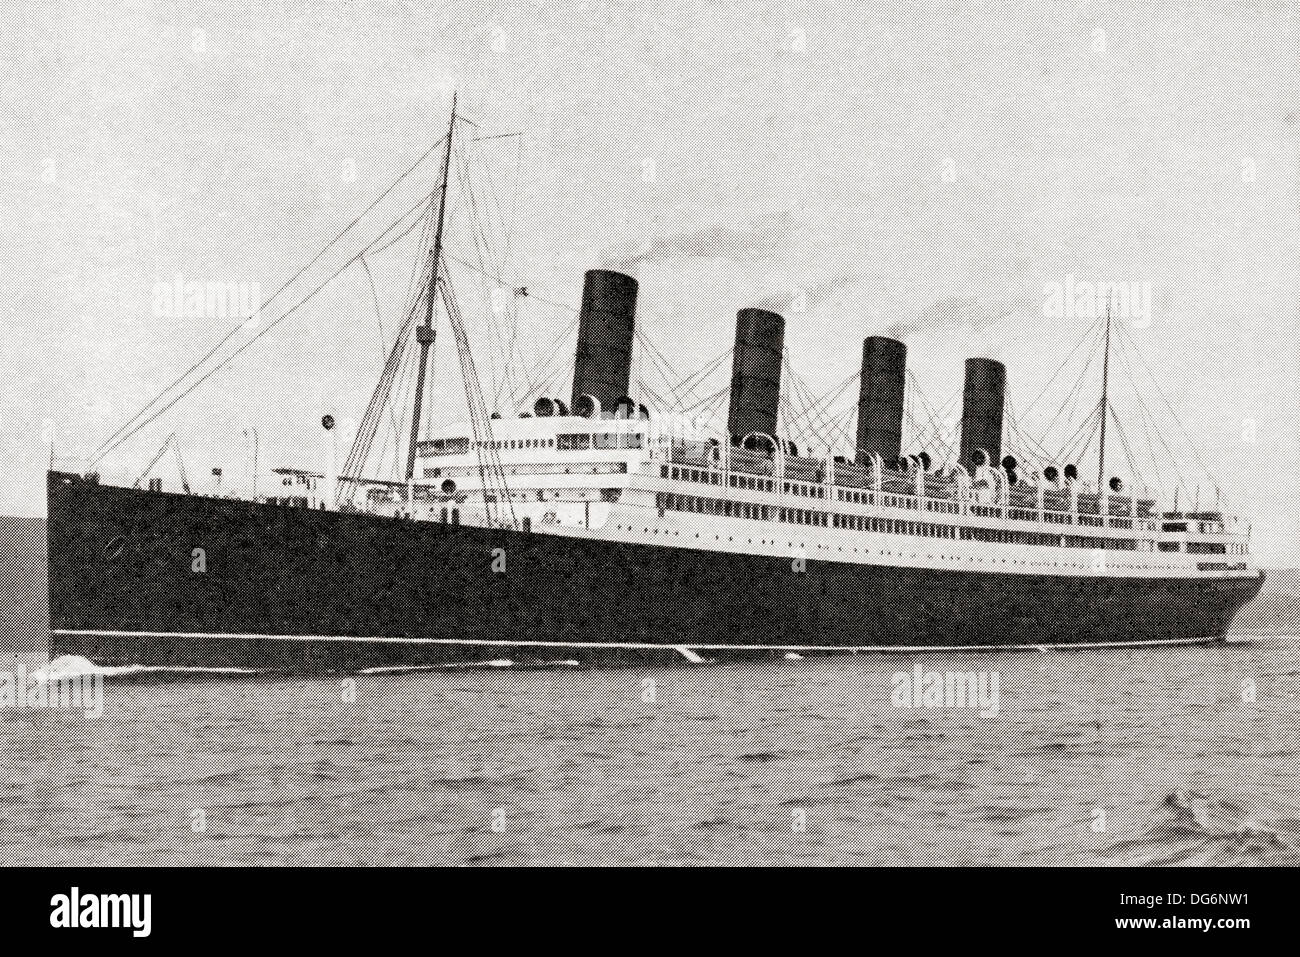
[428,772,535,794]
[733,750,802,763]
[1099,789,1300,866]
[824,772,880,787]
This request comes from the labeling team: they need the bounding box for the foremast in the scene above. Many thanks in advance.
[1097,297,1112,489]
[405,92,457,482]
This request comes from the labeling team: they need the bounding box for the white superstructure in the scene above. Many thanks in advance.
[309,411,1259,583]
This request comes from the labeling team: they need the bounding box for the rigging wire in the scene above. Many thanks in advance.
[1112,335,1175,499]
[1034,317,1107,461]
[455,137,515,410]
[515,312,581,402]
[906,373,960,464]
[908,389,960,464]
[358,254,407,460]
[1019,311,1108,421]
[96,186,441,468]
[343,221,437,488]
[439,270,517,528]
[781,360,859,451]
[1113,318,1220,506]
[1107,401,1146,491]
[1059,402,1104,468]
[663,346,733,411]
[677,381,732,419]
[91,136,448,466]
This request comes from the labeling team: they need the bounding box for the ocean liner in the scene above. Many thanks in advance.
[47,102,1263,671]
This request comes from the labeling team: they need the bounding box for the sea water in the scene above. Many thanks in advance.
[1,637,1297,866]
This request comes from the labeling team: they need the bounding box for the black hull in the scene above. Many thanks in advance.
[47,472,1263,673]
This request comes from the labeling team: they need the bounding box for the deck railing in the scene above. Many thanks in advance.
[661,441,1161,532]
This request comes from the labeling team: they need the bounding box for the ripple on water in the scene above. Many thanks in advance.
[2,636,1298,865]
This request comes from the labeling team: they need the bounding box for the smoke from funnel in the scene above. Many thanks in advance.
[879,297,1014,342]
[749,273,862,313]
[600,212,794,272]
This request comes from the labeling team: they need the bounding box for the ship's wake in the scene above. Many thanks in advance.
[35,654,587,682]
[33,654,267,682]
[1097,789,1300,866]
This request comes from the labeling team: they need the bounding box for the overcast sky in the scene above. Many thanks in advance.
[2,0,1297,561]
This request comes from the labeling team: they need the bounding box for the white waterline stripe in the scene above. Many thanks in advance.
[51,628,1222,653]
